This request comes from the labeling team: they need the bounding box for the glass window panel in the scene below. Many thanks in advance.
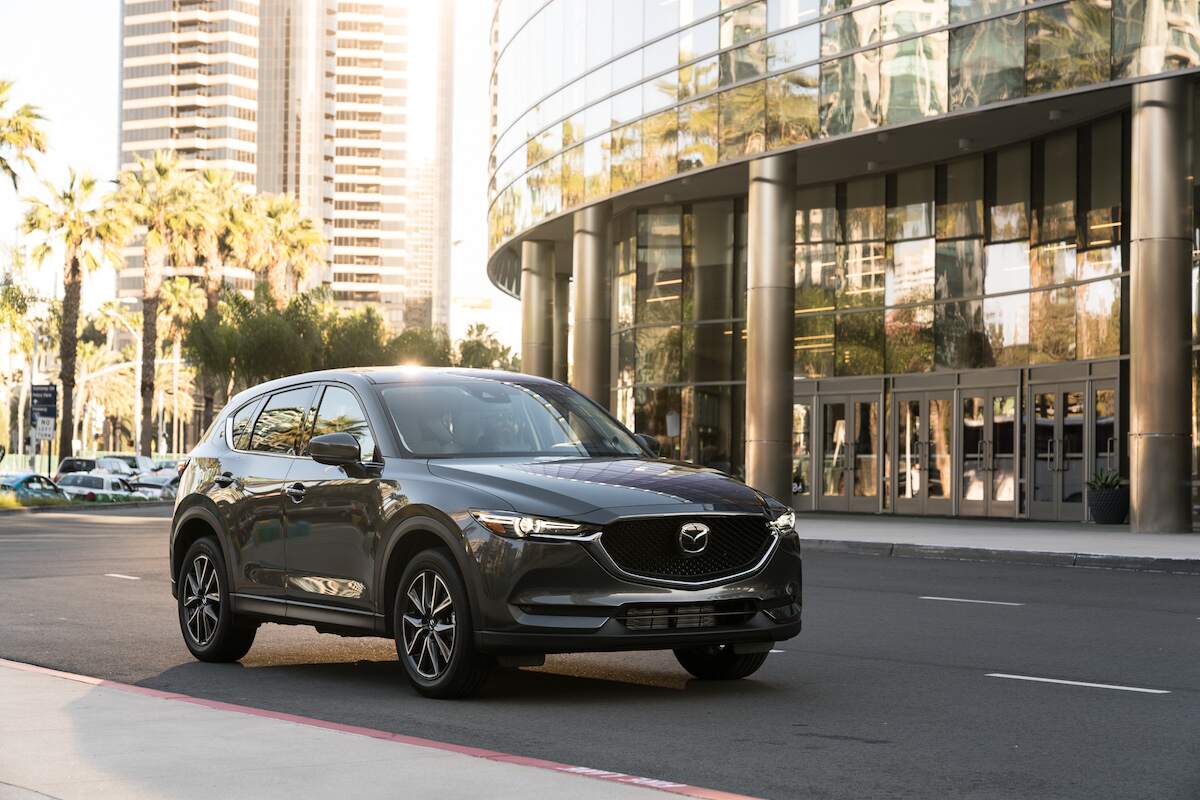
[634,386,683,459]
[796,185,840,243]
[610,123,643,193]
[614,0,646,54]
[771,0,821,29]
[988,144,1030,241]
[885,304,934,372]
[768,26,821,70]
[562,111,585,147]
[795,314,836,376]
[529,155,563,220]
[819,49,881,136]
[936,156,984,238]
[950,0,1020,23]
[584,99,612,139]
[587,0,615,69]
[720,41,768,85]
[583,135,611,202]
[822,400,848,495]
[838,242,888,306]
[935,238,985,299]
[844,176,886,241]
[678,95,719,171]
[1113,0,1200,76]
[767,66,820,147]
[645,36,679,79]
[796,243,839,308]
[642,109,680,182]
[821,6,880,56]
[1031,243,1077,287]
[647,0,682,37]
[949,13,1025,110]
[644,71,681,114]
[682,0,720,25]
[1034,131,1077,244]
[889,168,935,241]
[312,386,376,460]
[823,0,878,14]
[250,387,316,454]
[612,86,643,126]
[617,329,636,386]
[887,238,936,304]
[1026,0,1113,96]
[719,80,767,160]
[1030,286,1077,363]
[679,55,720,98]
[793,401,814,496]
[617,273,637,327]
[681,384,745,475]
[636,327,684,383]
[1085,116,1124,248]
[721,1,767,47]
[1080,245,1122,279]
[983,292,1030,365]
[835,310,885,375]
[881,0,948,40]
[852,400,880,497]
[880,31,948,125]
[1077,277,1122,358]
[562,143,585,207]
[983,241,1030,294]
[680,19,721,62]
[612,51,643,92]
[934,299,989,368]
[686,200,738,320]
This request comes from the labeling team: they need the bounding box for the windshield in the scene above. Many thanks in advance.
[378,378,644,458]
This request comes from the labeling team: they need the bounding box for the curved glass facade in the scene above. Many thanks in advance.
[488,0,1200,261]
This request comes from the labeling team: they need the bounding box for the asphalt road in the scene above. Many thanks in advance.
[1,506,1197,799]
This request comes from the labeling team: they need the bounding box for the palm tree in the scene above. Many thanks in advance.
[0,80,46,190]
[157,277,204,453]
[0,271,29,453]
[115,151,203,456]
[23,170,128,460]
[260,193,325,309]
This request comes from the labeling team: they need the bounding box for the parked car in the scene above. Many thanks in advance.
[133,474,180,500]
[170,368,802,698]
[100,454,155,475]
[0,472,66,502]
[54,457,97,482]
[58,473,149,502]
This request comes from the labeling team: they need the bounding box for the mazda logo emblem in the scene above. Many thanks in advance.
[678,522,710,556]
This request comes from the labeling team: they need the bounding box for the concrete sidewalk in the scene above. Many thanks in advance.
[0,660,749,800]
[799,514,1200,574]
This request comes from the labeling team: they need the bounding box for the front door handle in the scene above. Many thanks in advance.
[213,472,235,488]
[285,482,306,503]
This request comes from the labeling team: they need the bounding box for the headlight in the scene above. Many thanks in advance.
[768,508,796,535]
[470,510,595,540]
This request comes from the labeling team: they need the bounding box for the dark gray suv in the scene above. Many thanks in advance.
[171,368,802,698]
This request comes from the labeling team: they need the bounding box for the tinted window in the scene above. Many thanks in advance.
[249,386,317,455]
[310,386,377,461]
[229,399,260,450]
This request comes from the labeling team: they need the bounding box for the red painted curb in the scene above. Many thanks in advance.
[0,658,760,800]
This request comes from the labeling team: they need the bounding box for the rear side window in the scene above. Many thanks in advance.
[229,399,260,450]
[85,476,104,489]
[250,386,317,455]
[309,386,378,461]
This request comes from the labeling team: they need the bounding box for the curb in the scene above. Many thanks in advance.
[0,500,172,517]
[802,539,1200,575]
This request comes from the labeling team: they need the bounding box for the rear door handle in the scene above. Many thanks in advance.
[285,482,306,503]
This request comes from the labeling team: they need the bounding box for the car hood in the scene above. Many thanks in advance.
[426,456,767,519]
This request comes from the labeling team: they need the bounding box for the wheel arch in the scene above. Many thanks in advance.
[378,511,478,636]
[170,499,228,597]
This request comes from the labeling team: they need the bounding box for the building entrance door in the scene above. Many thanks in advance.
[893,391,955,515]
[817,393,881,512]
[959,389,1019,518]
[1029,382,1087,521]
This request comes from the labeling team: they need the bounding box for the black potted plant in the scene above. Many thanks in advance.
[1086,468,1128,524]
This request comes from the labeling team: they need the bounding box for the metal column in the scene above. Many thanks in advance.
[520,240,555,378]
[1129,77,1193,533]
[745,153,797,503]
[571,204,612,407]
[552,273,570,383]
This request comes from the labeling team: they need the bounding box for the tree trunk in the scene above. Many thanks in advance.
[58,251,82,460]
[141,244,164,457]
[201,246,221,429]
[172,337,180,453]
[267,259,288,309]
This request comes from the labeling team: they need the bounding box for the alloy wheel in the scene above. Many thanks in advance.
[182,554,220,646]
[400,570,456,680]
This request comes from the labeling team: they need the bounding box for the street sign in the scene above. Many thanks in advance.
[33,416,54,442]
[31,384,57,422]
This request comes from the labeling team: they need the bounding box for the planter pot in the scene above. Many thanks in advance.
[1087,487,1129,524]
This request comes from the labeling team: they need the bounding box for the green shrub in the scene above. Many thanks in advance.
[1086,468,1122,491]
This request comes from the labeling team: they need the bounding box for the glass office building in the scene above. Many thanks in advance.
[486,0,1200,530]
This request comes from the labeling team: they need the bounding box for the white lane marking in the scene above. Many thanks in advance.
[104,573,141,581]
[769,649,786,654]
[920,596,1024,606]
[986,673,1170,694]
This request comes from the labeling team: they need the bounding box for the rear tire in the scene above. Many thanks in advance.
[177,536,257,662]
[393,548,491,699]
[673,645,768,680]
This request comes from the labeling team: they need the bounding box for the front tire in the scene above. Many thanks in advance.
[394,548,491,699]
[177,536,257,662]
[674,645,769,680]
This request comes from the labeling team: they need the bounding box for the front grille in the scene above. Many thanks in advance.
[599,515,775,582]
[618,600,757,631]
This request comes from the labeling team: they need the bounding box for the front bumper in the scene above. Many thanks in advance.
[462,517,804,655]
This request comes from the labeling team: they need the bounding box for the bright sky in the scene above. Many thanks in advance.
[0,0,519,347]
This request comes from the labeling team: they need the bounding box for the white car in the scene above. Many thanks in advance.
[57,473,149,503]
[131,474,180,501]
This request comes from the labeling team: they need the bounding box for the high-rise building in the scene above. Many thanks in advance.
[116,0,452,330]
[486,0,1200,532]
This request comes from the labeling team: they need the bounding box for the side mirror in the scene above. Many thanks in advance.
[309,432,361,467]
[634,432,661,457]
